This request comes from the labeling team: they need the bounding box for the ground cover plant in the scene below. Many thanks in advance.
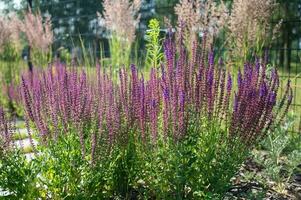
[0,32,293,199]
[224,113,301,199]
[244,113,300,198]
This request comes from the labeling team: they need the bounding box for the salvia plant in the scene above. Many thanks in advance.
[0,32,293,198]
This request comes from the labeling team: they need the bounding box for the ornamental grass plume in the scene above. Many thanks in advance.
[227,0,278,60]
[97,0,141,67]
[99,0,141,44]
[21,9,53,53]
[175,0,229,48]
[0,15,22,57]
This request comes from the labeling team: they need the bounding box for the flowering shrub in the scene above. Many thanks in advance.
[1,34,292,198]
[21,34,292,147]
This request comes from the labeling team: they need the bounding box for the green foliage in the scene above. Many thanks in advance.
[0,42,21,63]
[109,33,132,70]
[145,19,164,69]
[78,35,96,68]
[58,47,72,65]
[251,112,301,194]
[34,134,87,198]
[140,115,249,199]
[0,41,23,86]
[31,47,52,67]
[0,60,24,116]
[0,150,39,199]
[0,115,251,199]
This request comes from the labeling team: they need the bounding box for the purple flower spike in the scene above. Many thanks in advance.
[234,93,238,113]
[209,51,214,68]
[259,82,267,97]
[269,92,276,105]
[227,74,232,92]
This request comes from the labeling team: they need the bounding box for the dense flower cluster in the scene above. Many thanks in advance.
[18,35,292,161]
[229,62,292,143]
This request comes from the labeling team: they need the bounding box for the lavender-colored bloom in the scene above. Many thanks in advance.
[179,90,185,111]
[288,93,293,103]
[227,74,232,92]
[269,92,276,105]
[21,76,34,121]
[207,67,214,87]
[163,88,169,100]
[259,82,267,98]
[233,93,238,113]
[140,76,146,140]
[208,51,214,68]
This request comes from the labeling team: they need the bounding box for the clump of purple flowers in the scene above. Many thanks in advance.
[18,34,292,160]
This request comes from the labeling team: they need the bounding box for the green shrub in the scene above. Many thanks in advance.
[0,150,39,199]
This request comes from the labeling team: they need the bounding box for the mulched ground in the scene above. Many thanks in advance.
[225,158,301,200]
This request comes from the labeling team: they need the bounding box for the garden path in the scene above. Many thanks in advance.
[12,119,36,159]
